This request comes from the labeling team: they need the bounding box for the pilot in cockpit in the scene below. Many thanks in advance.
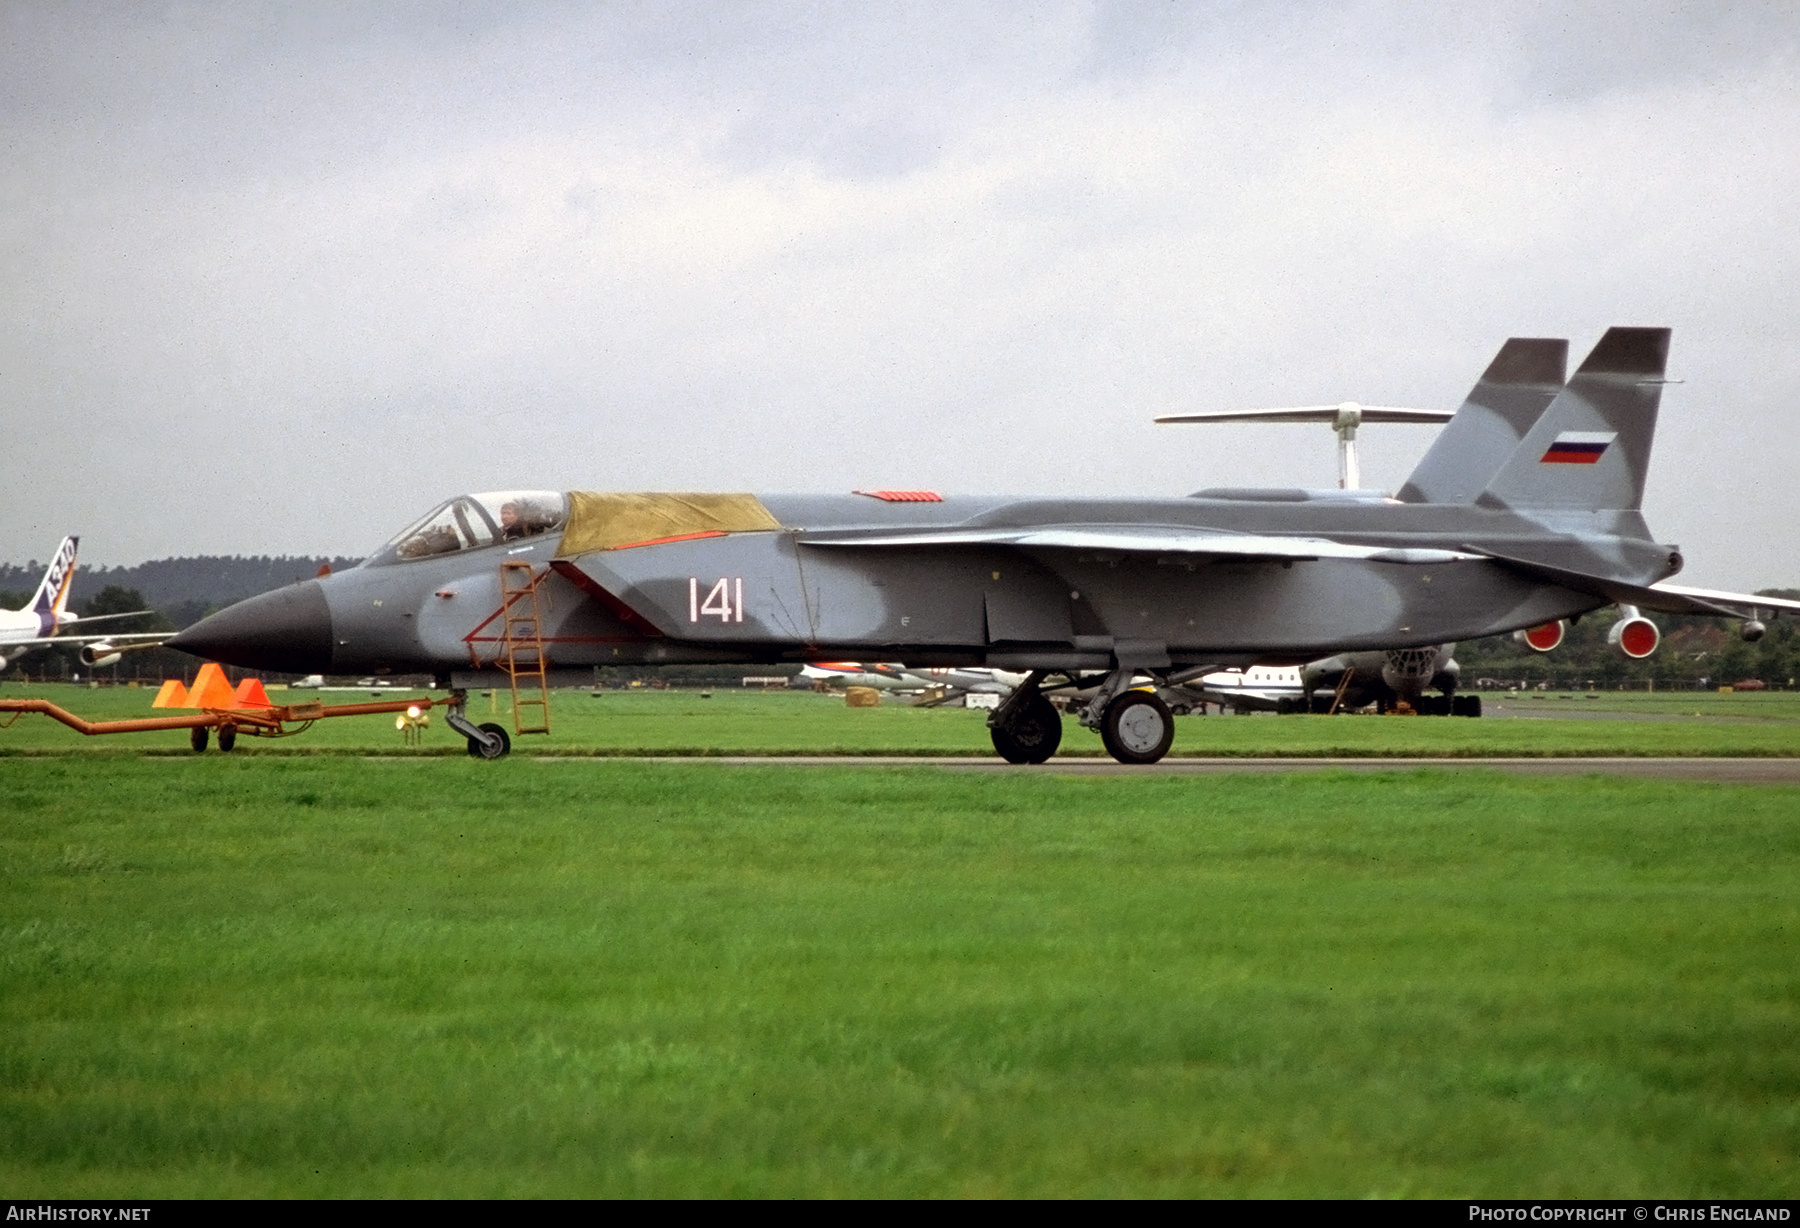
[500,500,555,541]
[384,491,566,563]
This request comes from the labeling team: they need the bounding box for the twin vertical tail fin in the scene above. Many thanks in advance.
[29,536,79,636]
[1397,338,1568,503]
[1476,327,1670,512]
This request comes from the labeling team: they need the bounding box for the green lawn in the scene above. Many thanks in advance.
[2,757,1797,1196]
[3,682,1799,757]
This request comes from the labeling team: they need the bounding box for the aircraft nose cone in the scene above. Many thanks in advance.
[168,580,334,673]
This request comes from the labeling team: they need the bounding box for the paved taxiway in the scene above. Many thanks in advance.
[614,756,1800,783]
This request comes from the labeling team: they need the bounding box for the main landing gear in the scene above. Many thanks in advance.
[987,668,1179,766]
[1077,667,1175,766]
[988,675,1064,764]
[1096,690,1175,765]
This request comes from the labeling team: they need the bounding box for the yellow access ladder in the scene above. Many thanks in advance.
[498,561,551,735]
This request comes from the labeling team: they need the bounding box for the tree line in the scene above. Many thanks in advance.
[0,555,359,683]
[0,554,362,631]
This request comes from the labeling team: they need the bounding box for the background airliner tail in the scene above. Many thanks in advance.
[28,536,79,635]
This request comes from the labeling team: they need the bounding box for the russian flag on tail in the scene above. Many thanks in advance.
[1540,430,1616,464]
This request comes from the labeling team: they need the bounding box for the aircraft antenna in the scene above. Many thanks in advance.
[1154,403,1452,489]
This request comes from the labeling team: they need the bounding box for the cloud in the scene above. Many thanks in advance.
[2,2,1797,590]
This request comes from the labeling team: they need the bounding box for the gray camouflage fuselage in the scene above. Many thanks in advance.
[167,491,1675,681]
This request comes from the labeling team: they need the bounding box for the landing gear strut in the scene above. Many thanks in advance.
[443,689,511,759]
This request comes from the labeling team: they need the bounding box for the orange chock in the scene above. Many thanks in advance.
[151,679,189,708]
[232,678,274,709]
[187,663,237,710]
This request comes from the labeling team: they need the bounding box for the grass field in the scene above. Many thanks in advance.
[3,756,1797,1196]
[4,683,1800,758]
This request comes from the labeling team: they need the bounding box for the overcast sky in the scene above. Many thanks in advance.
[2,1,1796,588]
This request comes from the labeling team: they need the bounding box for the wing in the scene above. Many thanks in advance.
[800,524,1477,565]
[1646,583,1800,619]
[1155,405,1454,426]
[1,632,174,648]
[1467,549,1800,618]
[62,610,160,627]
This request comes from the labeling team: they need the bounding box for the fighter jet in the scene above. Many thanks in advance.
[169,328,1800,764]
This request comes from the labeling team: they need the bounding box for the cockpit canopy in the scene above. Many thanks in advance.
[372,491,568,565]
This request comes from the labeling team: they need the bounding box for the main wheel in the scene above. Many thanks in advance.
[466,722,511,759]
[990,694,1063,764]
[217,724,237,752]
[1100,691,1175,765]
[190,725,209,753]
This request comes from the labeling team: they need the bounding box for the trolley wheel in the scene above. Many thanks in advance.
[466,722,511,759]
[217,724,237,752]
[990,694,1063,765]
[1100,691,1176,765]
[190,725,209,754]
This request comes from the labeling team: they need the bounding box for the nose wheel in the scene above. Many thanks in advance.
[466,722,511,760]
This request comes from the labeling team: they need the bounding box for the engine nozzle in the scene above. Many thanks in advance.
[1607,605,1660,659]
[1515,620,1566,653]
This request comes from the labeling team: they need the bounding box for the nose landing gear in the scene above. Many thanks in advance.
[443,690,512,759]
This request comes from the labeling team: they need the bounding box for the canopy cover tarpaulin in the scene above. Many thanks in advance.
[556,492,783,555]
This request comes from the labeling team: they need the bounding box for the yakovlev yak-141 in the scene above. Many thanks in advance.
[169,328,1800,764]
